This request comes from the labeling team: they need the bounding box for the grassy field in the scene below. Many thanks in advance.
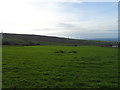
[2,46,118,88]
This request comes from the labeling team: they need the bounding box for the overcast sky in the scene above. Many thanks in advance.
[0,0,118,39]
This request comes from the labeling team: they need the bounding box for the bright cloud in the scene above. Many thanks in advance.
[0,0,118,39]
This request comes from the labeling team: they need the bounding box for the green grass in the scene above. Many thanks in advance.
[2,46,118,88]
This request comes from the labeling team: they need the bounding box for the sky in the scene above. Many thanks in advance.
[0,0,118,39]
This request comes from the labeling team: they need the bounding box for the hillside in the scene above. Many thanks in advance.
[2,33,117,46]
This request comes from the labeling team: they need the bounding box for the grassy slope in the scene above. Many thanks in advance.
[2,33,116,46]
[3,46,118,88]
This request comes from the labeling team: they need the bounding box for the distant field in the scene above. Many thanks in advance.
[2,46,118,88]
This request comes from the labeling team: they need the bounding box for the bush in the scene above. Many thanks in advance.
[55,50,65,53]
[2,41,10,45]
[36,43,40,45]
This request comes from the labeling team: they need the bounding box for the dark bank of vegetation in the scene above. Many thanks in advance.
[2,33,118,47]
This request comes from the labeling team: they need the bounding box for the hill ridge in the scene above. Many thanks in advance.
[2,33,116,46]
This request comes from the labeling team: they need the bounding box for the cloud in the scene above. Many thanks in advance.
[106,30,118,32]
[0,0,61,33]
[82,0,119,2]
[0,1,117,39]
[112,3,118,6]
[56,16,117,33]
[28,0,119,3]
[57,23,76,28]
[30,0,83,3]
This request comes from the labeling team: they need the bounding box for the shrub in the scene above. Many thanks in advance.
[55,50,65,53]
[2,41,10,45]
[36,43,40,45]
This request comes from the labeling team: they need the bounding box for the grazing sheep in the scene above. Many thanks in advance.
[68,51,77,53]
[55,50,65,53]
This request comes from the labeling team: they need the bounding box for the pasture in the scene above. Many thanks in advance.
[2,46,118,88]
